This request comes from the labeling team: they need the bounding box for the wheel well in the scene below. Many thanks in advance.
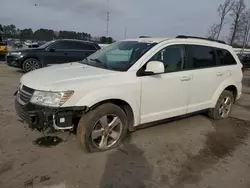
[90,99,135,131]
[225,85,237,101]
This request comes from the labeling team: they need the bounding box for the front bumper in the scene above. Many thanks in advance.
[6,55,23,68]
[15,98,83,131]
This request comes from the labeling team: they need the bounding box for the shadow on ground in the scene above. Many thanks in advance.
[172,117,250,188]
[99,134,153,188]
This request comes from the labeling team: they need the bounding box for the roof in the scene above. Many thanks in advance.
[122,37,169,43]
[122,37,232,49]
[56,39,95,44]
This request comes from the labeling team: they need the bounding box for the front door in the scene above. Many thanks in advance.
[44,41,71,65]
[140,45,192,124]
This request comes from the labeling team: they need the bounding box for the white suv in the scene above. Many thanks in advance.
[15,36,243,152]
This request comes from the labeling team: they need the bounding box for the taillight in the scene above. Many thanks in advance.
[241,66,245,73]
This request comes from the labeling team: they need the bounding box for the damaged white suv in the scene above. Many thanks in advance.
[15,36,243,152]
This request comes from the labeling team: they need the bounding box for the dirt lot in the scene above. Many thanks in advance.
[1,63,250,188]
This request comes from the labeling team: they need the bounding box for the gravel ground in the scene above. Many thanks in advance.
[0,62,250,188]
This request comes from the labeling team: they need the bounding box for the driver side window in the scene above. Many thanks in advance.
[149,45,186,73]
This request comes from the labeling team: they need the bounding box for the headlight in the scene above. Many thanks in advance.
[10,52,22,56]
[30,90,74,107]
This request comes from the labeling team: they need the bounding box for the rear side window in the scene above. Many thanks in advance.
[51,41,71,49]
[75,42,97,51]
[216,48,237,66]
[188,45,216,69]
[50,41,97,50]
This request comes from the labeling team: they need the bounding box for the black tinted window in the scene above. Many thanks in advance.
[216,48,237,65]
[51,41,71,49]
[150,45,185,73]
[189,45,216,68]
[242,54,250,62]
[75,42,97,50]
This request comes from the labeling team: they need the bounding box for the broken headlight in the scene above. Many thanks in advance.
[30,90,74,107]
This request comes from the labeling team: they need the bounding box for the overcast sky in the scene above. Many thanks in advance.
[0,0,249,39]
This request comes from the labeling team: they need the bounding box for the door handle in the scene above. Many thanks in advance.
[180,76,191,81]
[64,52,68,55]
[216,72,224,76]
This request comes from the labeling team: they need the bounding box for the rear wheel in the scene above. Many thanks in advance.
[22,58,41,72]
[208,90,234,120]
[76,103,128,152]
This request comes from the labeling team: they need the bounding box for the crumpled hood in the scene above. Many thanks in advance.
[20,62,118,91]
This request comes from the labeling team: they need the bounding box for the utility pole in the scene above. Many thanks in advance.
[106,12,109,37]
[106,0,110,37]
[124,27,127,39]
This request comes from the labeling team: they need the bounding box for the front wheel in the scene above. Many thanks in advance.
[76,103,128,152]
[208,90,234,120]
[22,58,42,72]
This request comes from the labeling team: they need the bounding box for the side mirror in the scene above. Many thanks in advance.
[145,61,165,74]
[49,48,55,52]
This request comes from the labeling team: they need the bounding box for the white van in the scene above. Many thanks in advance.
[15,36,243,152]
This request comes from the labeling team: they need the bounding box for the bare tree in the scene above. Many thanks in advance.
[216,0,235,39]
[228,0,246,45]
[207,24,220,39]
[241,10,250,51]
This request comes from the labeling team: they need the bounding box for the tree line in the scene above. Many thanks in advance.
[0,24,114,44]
[208,0,250,48]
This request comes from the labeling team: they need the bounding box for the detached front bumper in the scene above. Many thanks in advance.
[15,98,84,131]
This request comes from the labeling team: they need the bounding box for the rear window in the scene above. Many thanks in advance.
[216,48,237,66]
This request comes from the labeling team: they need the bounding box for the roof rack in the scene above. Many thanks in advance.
[139,36,151,38]
[176,35,226,44]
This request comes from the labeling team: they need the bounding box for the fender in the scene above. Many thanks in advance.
[74,87,141,126]
[211,78,237,107]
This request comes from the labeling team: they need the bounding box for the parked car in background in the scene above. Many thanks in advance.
[239,53,250,68]
[237,53,249,67]
[0,36,8,58]
[6,39,101,72]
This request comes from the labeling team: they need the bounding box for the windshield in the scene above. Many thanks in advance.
[82,41,157,71]
[38,40,55,49]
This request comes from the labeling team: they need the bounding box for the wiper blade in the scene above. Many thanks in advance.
[89,58,108,68]
[89,58,103,64]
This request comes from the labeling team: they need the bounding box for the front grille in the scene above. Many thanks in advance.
[17,85,34,105]
[15,99,37,124]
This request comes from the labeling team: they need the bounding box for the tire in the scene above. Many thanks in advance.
[22,58,42,73]
[208,90,234,120]
[76,103,128,152]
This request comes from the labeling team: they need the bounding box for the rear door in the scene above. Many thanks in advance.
[186,44,223,113]
[64,41,99,62]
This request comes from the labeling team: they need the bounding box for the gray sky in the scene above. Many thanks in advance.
[0,0,249,39]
